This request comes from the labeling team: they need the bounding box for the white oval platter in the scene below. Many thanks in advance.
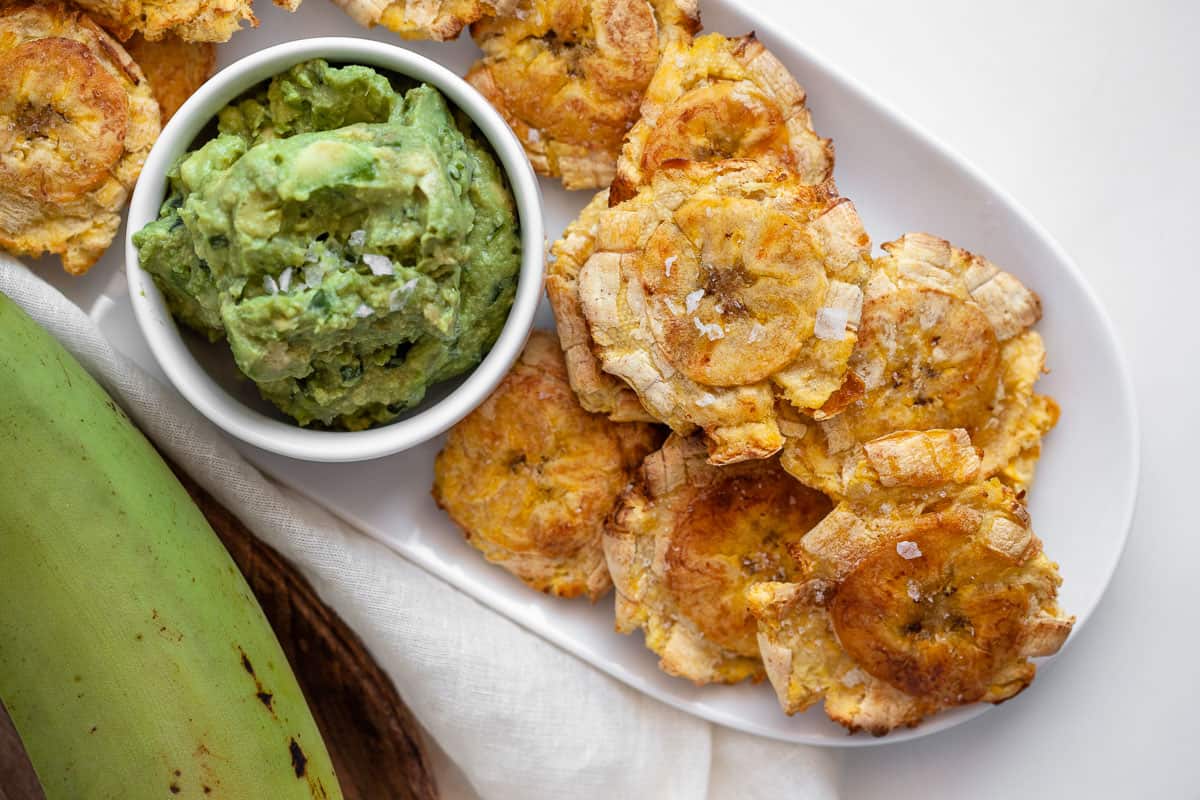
[88,0,1139,745]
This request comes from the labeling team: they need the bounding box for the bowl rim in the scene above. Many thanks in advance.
[125,37,545,462]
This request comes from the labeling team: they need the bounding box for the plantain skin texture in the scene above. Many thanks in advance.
[0,292,342,800]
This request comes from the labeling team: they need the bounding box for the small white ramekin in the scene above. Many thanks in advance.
[125,37,544,462]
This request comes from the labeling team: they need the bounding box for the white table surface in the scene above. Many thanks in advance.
[39,1,1197,797]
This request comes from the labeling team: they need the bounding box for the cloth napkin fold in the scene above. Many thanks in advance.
[0,258,839,800]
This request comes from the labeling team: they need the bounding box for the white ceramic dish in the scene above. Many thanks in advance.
[94,0,1139,745]
[124,37,545,462]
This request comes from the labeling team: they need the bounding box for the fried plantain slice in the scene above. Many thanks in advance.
[466,0,701,189]
[748,431,1073,735]
[123,33,216,122]
[577,160,873,464]
[610,32,833,204]
[330,0,517,41]
[0,1,159,274]
[71,0,272,42]
[781,233,1059,498]
[74,0,302,42]
[433,331,663,600]
[546,189,656,421]
[605,434,831,684]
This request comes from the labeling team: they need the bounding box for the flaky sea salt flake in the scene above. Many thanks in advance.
[897,541,923,560]
[693,317,725,341]
[304,263,325,289]
[389,278,419,311]
[363,254,394,276]
[814,306,850,341]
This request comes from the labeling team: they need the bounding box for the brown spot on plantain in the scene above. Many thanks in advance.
[239,647,278,715]
[288,737,307,778]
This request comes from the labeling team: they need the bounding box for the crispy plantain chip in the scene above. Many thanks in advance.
[466,0,700,189]
[606,434,831,684]
[611,32,833,204]
[749,431,1073,735]
[331,0,517,42]
[781,233,1059,499]
[433,331,663,600]
[72,0,297,43]
[0,1,159,274]
[577,160,872,465]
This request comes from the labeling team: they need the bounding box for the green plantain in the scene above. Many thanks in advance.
[0,291,343,799]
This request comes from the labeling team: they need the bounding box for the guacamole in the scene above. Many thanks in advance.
[134,60,521,429]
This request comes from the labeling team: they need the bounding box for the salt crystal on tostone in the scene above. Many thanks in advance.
[262,275,279,295]
[907,580,921,602]
[896,540,923,560]
[349,229,367,248]
[685,288,705,313]
[693,317,725,340]
[814,306,850,341]
[278,267,293,293]
[353,304,374,318]
[664,255,677,276]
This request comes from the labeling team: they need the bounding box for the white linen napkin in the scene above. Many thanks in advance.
[0,258,840,800]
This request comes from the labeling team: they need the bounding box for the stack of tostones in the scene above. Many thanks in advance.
[545,32,849,461]
[747,430,1073,734]
[466,0,702,188]
[0,0,160,274]
[428,8,1071,736]
[781,233,1060,499]
[606,434,830,684]
[433,331,663,600]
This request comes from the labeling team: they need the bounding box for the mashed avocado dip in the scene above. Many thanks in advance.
[134,60,521,430]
